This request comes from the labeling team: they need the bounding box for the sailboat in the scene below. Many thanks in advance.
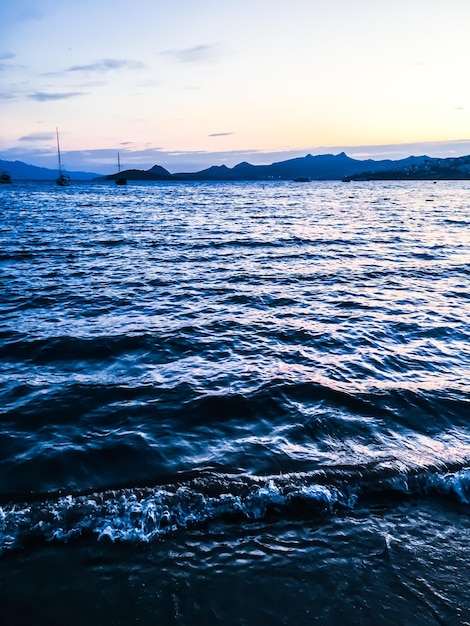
[116,153,127,185]
[0,171,11,184]
[55,128,71,186]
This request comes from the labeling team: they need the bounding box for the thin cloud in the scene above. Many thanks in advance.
[19,132,55,142]
[0,52,18,72]
[66,59,144,73]
[209,132,234,138]
[163,44,220,64]
[28,91,86,101]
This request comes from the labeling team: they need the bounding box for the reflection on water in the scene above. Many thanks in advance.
[0,180,469,624]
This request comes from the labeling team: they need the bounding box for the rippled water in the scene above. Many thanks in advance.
[0,180,469,624]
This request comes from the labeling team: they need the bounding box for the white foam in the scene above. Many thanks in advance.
[0,467,468,552]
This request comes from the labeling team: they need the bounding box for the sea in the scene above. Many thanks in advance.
[0,179,469,625]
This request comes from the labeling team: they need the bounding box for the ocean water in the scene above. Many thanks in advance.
[0,179,469,625]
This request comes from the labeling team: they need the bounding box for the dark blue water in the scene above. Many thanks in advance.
[0,180,469,624]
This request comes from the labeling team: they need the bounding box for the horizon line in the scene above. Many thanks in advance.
[2,138,470,175]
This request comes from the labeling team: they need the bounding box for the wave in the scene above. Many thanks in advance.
[3,375,468,429]
[1,376,469,497]
[1,464,468,554]
[0,334,157,363]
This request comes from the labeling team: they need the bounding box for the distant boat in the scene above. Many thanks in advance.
[116,153,127,185]
[293,177,311,183]
[55,128,71,186]
[0,171,11,184]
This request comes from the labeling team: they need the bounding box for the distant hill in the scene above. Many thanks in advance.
[342,154,470,181]
[102,164,173,181]
[98,152,433,182]
[173,152,431,181]
[4,152,470,183]
[0,159,101,181]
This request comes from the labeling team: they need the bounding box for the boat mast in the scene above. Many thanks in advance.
[56,127,63,175]
[118,153,121,174]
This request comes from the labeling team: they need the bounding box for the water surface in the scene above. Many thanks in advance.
[0,180,469,624]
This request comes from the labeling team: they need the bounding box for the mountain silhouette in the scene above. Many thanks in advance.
[3,152,470,182]
[170,152,430,181]
[0,159,100,180]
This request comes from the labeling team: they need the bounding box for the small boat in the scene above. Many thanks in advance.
[55,128,71,186]
[0,171,11,184]
[56,172,70,186]
[116,153,127,185]
[293,177,311,183]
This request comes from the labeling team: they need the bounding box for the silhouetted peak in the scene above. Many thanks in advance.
[147,164,171,175]
[205,164,229,171]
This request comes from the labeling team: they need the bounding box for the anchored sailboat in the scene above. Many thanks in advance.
[0,171,11,184]
[116,153,127,185]
[56,128,70,186]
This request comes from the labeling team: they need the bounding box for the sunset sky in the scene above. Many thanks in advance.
[1,0,470,174]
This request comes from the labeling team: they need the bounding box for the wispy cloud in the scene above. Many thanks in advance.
[28,91,86,101]
[0,52,18,72]
[66,59,144,73]
[163,44,221,64]
[209,132,234,138]
[19,132,55,142]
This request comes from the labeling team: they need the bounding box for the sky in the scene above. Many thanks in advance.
[1,0,470,174]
